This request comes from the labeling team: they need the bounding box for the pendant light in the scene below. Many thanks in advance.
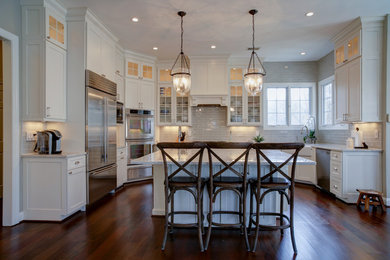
[244,9,266,96]
[171,11,191,96]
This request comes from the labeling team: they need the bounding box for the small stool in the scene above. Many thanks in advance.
[356,189,386,212]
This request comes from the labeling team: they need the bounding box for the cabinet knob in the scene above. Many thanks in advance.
[343,59,348,63]
[75,161,80,165]
[69,171,73,175]
[120,157,125,160]
[334,167,338,171]
[334,184,338,189]
[47,36,50,39]
[116,70,120,74]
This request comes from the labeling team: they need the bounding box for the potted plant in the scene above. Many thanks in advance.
[253,135,265,143]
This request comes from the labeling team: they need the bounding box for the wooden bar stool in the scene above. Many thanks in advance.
[249,143,304,254]
[157,142,207,252]
[204,142,252,251]
[356,189,386,212]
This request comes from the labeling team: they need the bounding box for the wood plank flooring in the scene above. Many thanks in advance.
[1,182,389,259]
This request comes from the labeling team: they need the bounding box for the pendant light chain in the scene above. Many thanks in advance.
[252,13,255,70]
[181,15,184,53]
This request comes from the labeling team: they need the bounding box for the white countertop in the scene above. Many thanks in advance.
[132,149,315,166]
[305,143,382,152]
[21,152,86,158]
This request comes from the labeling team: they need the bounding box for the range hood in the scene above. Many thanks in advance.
[190,95,228,106]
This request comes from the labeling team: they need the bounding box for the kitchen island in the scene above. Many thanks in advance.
[133,148,315,224]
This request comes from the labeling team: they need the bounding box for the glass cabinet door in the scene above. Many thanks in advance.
[176,92,189,124]
[335,45,345,66]
[47,15,65,46]
[247,92,261,123]
[159,86,173,124]
[127,61,139,78]
[347,34,360,61]
[230,68,243,81]
[229,86,243,123]
[143,64,153,80]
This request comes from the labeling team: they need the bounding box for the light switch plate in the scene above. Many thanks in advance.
[25,132,36,142]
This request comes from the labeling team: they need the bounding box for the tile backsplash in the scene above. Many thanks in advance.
[157,107,383,149]
[158,107,305,143]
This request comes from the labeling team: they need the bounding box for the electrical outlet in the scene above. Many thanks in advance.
[374,129,379,139]
[25,132,36,142]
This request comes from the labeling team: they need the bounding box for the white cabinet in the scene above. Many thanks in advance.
[115,49,125,77]
[126,59,155,82]
[329,151,382,203]
[157,85,191,126]
[190,58,228,96]
[45,41,66,120]
[285,146,316,184]
[116,147,127,187]
[125,78,155,110]
[227,68,261,126]
[21,1,67,122]
[86,22,116,82]
[116,74,125,103]
[22,154,87,221]
[333,17,384,123]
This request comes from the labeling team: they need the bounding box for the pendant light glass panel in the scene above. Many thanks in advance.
[171,53,191,95]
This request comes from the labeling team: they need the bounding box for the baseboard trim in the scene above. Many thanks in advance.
[152,209,165,216]
[18,211,24,222]
[385,197,390,207]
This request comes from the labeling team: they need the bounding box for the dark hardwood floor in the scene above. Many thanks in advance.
[1,182,389,259]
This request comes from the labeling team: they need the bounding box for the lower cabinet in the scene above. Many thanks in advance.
[285,146,316,185]
[22,154,86,221]
[117,147,127,187]
[330,150,382,203]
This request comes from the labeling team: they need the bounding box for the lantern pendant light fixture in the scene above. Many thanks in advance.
[244,9,266,96]
[171,11,191,96]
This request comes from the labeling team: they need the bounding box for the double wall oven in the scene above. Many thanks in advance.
[125,109,155,181]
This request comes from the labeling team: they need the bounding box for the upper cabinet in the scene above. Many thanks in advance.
[124,53,156,110]
[21,0,67,122]
[227,68,261,126]
[115,49,125,77]
[190,58,228,96]
[126,59,155,82]
[156,66,191,126]
[335,31,360,68]
[86,22,116,82]
[333,17,384,123]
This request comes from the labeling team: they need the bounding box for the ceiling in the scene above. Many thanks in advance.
[59,0,390,61]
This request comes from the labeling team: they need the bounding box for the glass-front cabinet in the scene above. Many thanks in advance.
[157,68,191,126]
[335,30,361,68]
[228,67,261,125]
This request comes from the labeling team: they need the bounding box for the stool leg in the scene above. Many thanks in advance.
[170,189,175,234]
[205,184,213,250]
[251,188,261,252]
[242,186,250,251]
[280,191,284,236]
[364,196,370,212]
[161,189,170,250]
[197,187,205,252]
[378,195,387,212]
[290,187,298,254]
[248,184,254,235]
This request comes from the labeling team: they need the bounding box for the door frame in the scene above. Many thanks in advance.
[0,27,21,226]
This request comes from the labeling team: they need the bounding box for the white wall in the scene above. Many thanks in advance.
[0,0,21,37]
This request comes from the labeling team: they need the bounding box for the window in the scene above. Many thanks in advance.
[318,76,348,130]
[264,83,315,129]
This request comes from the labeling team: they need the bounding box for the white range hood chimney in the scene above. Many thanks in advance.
[190,95,228,106]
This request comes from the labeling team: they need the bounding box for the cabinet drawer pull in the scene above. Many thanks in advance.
[120,157,125,160]
[69,171,73,175]
[116,70,120,74]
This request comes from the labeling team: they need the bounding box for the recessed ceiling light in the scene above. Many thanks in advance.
[153,47,158,50]
[300,52,306,55]
[131,17,139,22]
[211,45,216,49]
[305,12,314,17]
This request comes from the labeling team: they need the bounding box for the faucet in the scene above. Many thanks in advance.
[300,125,309,143]
[178,126,183,142]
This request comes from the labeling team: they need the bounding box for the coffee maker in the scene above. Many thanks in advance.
[35,130,62,154]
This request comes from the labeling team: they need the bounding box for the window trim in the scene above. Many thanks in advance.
[318,76,348,130]
[263,82,316,130]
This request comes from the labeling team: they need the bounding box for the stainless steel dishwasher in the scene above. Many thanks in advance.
[316,148,331,192]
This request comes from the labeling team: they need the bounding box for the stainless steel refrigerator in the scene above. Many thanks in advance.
[85,70,117,204]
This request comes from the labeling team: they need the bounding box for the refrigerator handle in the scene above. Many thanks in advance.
[104,97,108,163]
